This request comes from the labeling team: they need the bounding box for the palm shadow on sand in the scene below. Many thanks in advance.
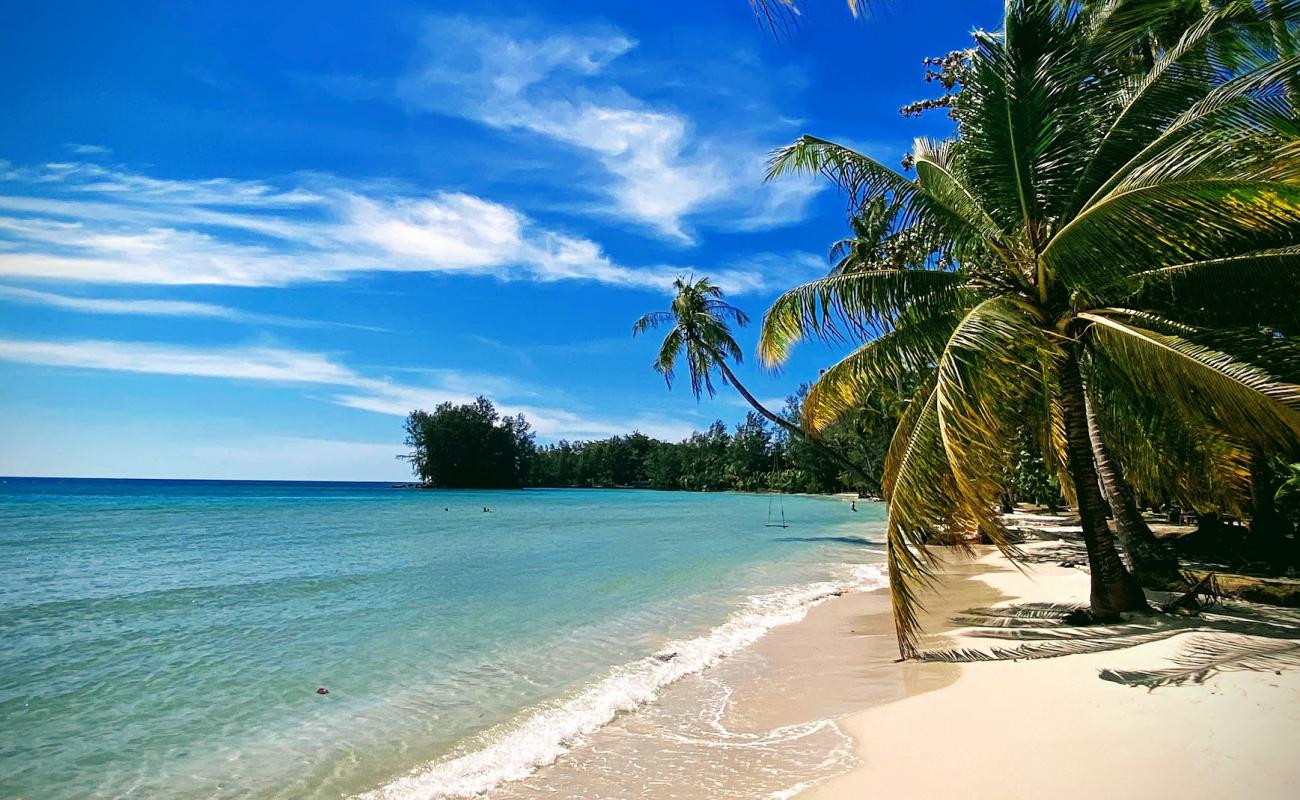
[918,595,1300,689]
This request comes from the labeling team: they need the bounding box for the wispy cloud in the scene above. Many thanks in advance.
[0,284,386,331]
[67,144,112,156]
[0,160,809,295]
[0,335,696,441]
[394,16,823,242]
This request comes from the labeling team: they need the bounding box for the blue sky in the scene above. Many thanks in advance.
[0,0,999,480]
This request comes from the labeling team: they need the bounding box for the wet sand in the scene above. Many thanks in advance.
[488,557,1000,798]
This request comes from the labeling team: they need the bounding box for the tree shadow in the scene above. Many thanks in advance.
[918,598,1300,689]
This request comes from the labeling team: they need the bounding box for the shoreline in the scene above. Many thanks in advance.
[488,538,1300,798]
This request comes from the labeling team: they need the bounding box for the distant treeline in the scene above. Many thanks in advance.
[401,392,892,494]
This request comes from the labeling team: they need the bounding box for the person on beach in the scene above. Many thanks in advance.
[850,500,857,512]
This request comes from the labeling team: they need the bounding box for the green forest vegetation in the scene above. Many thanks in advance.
[401,392,899,495]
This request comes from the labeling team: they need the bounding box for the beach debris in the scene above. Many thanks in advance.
[1062,608,1095,626]
[316,687,330,695]
[1160,572,1219,616]
[653,651,678,662]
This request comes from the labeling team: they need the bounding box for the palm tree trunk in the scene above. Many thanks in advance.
[1250,449,1288,565]
[712,357,872,487]
[1084,394,1184,589]
[1059,349,1151,619]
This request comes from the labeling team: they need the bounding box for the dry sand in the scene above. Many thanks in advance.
[800,544,1300,800]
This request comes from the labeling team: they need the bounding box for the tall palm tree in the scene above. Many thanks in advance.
[760,0,1300,656]
[633,276,871,483]
[832,196,1188,584]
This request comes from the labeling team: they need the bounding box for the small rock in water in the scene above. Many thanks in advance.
[653,651,678,662]
[316,687,330,695]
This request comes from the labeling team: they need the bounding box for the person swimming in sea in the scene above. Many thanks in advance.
[850,499,857,512]
[482,506,490,513]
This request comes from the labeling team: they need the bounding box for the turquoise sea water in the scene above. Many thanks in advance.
[0,479,886,799]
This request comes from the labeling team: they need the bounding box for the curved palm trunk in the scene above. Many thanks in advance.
[1059,349,1151,619]
[712,357,872,487]
[1084,395,1184,589]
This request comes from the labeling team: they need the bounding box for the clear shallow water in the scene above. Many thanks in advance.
[0,479,885,799]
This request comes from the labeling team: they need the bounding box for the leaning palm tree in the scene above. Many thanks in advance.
[633,276,870,482]
[760,0,1300,656]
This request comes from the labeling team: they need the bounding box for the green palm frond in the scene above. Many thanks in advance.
[801,314,958,430]
[879,373,957,658]
[1068,3,1295,215]
[766,136,993,254]
[1082,312,1300,452]
[931,297,1048,550]
[1085,360,1253,512]
[1128,247,1300,332]
[1080,53,1300,213]
[1045,180,1300,291]
[758,270,966,365]
[911,137,1011,252]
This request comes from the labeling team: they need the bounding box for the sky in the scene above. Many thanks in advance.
[0,0,1001,481]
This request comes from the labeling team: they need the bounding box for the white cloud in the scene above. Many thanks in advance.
[0,160,808,295]
[0,284,385,331]
[344,193,525,269]
[0,335,696,441]
[0,337,361,384]
[67,144,112,156]
[395,16,822,242]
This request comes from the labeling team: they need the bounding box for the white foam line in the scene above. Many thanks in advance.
[356,562,888,800]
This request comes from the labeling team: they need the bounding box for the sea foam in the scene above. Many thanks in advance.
[356,562,887,800]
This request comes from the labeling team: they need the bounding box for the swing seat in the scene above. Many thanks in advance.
[764,495,789,528]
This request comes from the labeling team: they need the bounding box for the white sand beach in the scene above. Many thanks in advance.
[799,544,1300,799]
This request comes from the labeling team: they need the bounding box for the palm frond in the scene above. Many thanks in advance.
[1081,312,1300,453]
[932,297,1049,552]
[766,135,992,255]
[1128,247,1300,332]
[758,269,966,365]
[1045,180,1300,291]
[1067,3,1292,215]
[801,312,960,430]
[632,310,675,337]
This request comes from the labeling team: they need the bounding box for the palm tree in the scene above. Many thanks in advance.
[760,0,1300,656]
[633,276,871,484]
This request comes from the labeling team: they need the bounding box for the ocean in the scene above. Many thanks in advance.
[0,478,886,799]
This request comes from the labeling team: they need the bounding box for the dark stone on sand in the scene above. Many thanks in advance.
[1062,608,1095,626]
[653,651,678,662]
